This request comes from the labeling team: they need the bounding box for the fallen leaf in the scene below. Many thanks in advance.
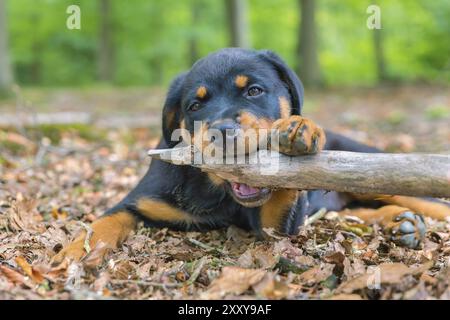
[44,258,70,280]
[252,273,291,299]
[324,252,345,265]
[202,267,265,299]
[237,246,278,269]
[0,265,31,287]
[15,256,44,284]
[298,263,334,285]
[51,207,68,220]
[93,272,111,294]
[338,262,433,293]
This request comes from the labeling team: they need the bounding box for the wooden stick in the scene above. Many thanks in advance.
[148,147,450,198]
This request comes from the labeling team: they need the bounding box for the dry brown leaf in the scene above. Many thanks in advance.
[237,246,278,269]
[419,273,437,285]
[254,247,278,269]
[262,228,285,240]
[202,267,265,299]
[0,265,31,287]
[237,250,254,268]
[252,273,291,299]
[273,238,303,258]
[51,207,68,220]
[15,256,44,284]
[44,258,71,280]
[7,198,44,233]
[294,255,316,267]
[298,263,334,285]
[343,257,366,280]
[110,261,135,280]
[338,262,433,293]
[93,272,111,294]
[324,252,345,265]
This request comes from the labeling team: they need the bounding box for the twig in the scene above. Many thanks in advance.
[111,279,182,288]
[111,257,208,288]
[186,256,207,286]
[186,238,226,255]
[304,208,327,226]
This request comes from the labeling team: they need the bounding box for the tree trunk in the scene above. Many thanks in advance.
[0,0,13,92]
[373,28,388,82]
[297,0,321,87]
[225,0,250,48]
[189,0,201,65]
[98,0,114,82]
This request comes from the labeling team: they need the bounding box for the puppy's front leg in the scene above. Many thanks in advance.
[51,211,137,266]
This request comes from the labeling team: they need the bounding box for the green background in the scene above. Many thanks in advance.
[6,0,450,87]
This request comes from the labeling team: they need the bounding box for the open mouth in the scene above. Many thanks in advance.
[229,182,272,207]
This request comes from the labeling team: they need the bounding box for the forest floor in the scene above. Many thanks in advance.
[0,85,449,300]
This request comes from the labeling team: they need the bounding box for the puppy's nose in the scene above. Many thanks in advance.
[210,121,240,147]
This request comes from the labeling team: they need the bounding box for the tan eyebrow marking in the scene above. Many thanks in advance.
[279,96,291,118]
[196,86,207,99]
[235,75,249,88]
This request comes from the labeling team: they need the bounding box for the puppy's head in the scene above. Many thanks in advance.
[161,48,304,207]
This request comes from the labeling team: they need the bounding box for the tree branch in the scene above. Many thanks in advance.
[148,147,450,198]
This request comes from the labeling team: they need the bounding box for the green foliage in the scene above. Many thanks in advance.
[0,139,27,155]
[36,123,107,144]
[425,104,450,120]
[6,0,450,87]
[386,110,407,125]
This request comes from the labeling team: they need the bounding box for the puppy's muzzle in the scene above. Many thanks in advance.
[209,121,241,154]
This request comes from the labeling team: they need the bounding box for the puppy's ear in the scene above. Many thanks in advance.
[162,72,187,147]
[257,50,304,115]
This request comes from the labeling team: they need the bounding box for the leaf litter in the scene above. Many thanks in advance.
[1,86,450,299]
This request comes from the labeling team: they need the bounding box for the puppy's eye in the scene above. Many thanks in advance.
[188,102,202,112]
[247,86,264,97]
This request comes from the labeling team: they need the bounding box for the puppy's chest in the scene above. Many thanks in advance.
[171,184,239,219]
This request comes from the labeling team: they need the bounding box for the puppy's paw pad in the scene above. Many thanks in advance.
[389,211,426,249]
[272,116,325,156]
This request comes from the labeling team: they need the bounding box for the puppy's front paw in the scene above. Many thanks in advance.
[272,116,326,156]
[51,240,87,267]
[388,211,426,249]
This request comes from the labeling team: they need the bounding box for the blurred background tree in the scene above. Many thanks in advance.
[1,0,449,90]
[0,0,13,94]
[297,0,321,86]
[225,0,250,48]
[97,0,114,82]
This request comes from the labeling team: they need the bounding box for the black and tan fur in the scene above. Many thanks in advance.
[52,49,450,265]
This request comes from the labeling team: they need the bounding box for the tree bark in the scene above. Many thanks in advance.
[0,0,13,92]
[297,0,321,87]
[373,28,388,82]
[148,147,450,198]
[225,0,250,48]
[98,0,114,82]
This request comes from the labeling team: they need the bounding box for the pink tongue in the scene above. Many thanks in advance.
[233,183,260,196]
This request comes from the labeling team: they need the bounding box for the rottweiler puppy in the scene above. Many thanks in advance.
[52,48,450,265]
